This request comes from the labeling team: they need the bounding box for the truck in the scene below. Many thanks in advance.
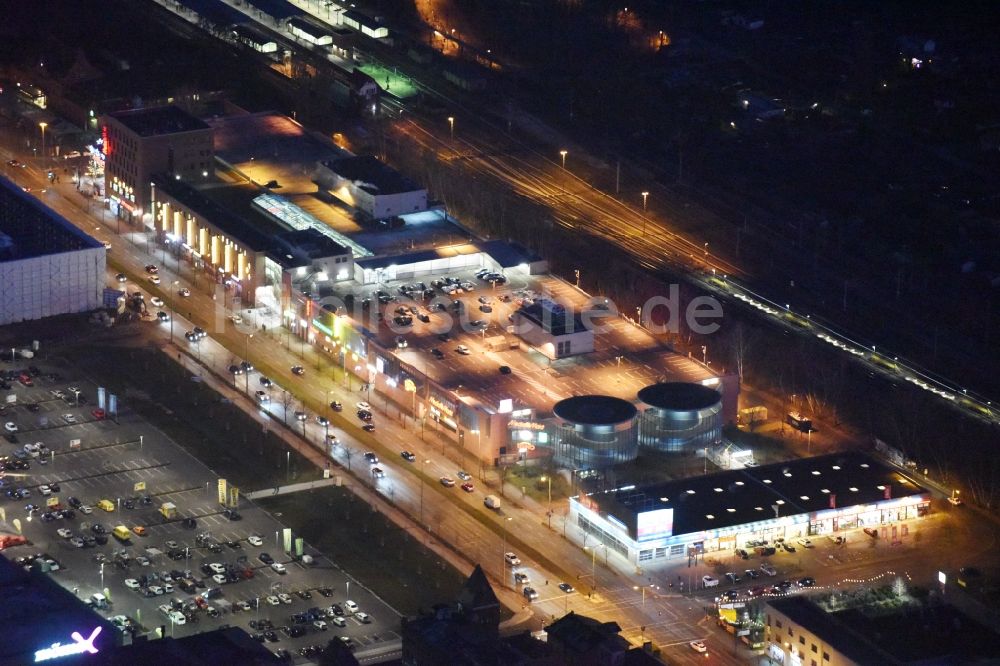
[159,502,177,519]
[484,495,501,510]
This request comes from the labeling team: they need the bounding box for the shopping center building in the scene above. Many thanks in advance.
[568,452,929,566]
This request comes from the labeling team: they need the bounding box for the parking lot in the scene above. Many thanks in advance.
[0,358,401,662]
[322,266,715,413]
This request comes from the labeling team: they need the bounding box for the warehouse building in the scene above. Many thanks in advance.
[314,155,427,221]
[569,452,929,566]
[0,177,105,325]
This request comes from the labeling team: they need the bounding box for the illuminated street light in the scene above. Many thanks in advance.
[38,122,48,164]
[641,191,649,211]
[447,116,454,140]
[559,150,568,170]
[540,475,552,528]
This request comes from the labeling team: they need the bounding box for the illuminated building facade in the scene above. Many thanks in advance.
[101,105,213,222]
[569,452,930,566]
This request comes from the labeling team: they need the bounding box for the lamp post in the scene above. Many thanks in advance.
[540,475,552,528]
[420,458,430,528]
[447,116,454,140]
[584,545,597,593]
[641,191,649,237]
[500,516,513,585]
[39,122,47,164]
[472,429,483,480]
[559,150,568,170]
[244,333,253,394]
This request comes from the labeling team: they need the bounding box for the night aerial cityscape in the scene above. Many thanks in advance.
[0,0,999,664]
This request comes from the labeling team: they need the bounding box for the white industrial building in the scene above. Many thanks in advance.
[314,155,427,221]
[0,177,105,325]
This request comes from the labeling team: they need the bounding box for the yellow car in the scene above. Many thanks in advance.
[132,526,147,537]
[97,499,115,512]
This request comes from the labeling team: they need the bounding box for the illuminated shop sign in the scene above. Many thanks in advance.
[34,626,102,662]
[516,441,535,452]
[636,508,674,542]
[507,420,545,431]
[429,396,454,417]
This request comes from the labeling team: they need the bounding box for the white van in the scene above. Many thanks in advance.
[484,495,501,510]
[702,575,719,588]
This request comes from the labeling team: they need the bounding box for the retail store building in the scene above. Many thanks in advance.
[569,452,929,566]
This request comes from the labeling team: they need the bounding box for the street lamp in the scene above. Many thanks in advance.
[584,545,597,593]
[472,429,483,480]
[447,116,454,140]
[559,150,568,170]
[641,191,649,211]
[540,475,552,528]
[500,516,513,584]
[39,122,47,164]
[420,458,430,528]
[244,333,253,394]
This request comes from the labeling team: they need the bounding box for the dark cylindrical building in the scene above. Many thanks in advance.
[637,382,722,452]
[552,395,638,469]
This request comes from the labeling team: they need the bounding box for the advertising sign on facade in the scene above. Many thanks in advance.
[636,508,675,542]
[217,479,227,506]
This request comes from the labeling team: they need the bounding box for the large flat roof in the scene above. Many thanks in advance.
[326,269,716,415]
[153,177,276,252]
[588,452,928,537]
[107,105,210,137]
[321,155,424,196]
[0,177,103,260]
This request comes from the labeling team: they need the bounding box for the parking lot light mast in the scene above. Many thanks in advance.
[560,150,568,170]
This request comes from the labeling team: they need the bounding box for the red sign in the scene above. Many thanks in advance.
[101,125,110,155]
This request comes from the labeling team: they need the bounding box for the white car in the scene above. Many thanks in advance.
[148,275,161,284]
[38,485,52,496]
[355,611,371,623]
[344,600,359,613]
[79,505,93,515]
[504,552,521,566]
[124,579,140,591]
[277,593,292,604]
[265,595,280,606]
[62,414,77,424]
[57,528,73,539]
[271,562,286,574]
[356,402,372,412]
[178,288,191,297]
[702,575,719,588]
[168,611,186,625]
[230,314,243,324]
[148,585,164,595]
[247,535,263,547]
[313,619,328,631]
[4,422,17,432]
[797,538,814,548]
[150,297,164,307]
[211,574,227,585]
[331,616,347,627]
[690,640,708,653]
[208,562,226,574]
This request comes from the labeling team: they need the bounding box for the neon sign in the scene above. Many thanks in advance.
[507,420,545,431]
[34,626,102,662]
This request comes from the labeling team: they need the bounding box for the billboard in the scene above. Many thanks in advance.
[636,508,674,542]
